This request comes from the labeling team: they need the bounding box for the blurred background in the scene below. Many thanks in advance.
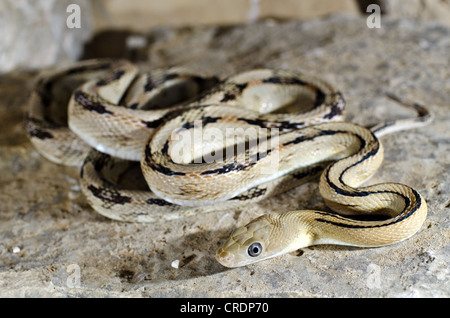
[1,0,449,73]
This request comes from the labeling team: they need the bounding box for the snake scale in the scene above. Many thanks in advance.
[25,59,432,267]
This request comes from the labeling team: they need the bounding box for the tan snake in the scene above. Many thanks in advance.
[25,59,432,267]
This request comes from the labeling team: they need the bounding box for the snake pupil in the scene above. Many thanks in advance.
[248,242,262,257]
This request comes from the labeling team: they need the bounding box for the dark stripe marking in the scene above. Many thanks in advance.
[66,62,112,75]
[163,73,179,81]
[323,92,345,119]
[262,77,308,86]
[320,127,422,229]
[314,89,326,107]
[144,75,156,92]
[128,102,139,110]
[220,83,248,103]
[146,198,174,206]
[25,116,59,139]
[74,90,113,115]
[28,127,54,140]
[315,189,418,229]
[237,118,305,130]
[141,118,164,129]
[201,162,252,175]
[161,140,169,156]
[181,116,222,130]
[144,143,185,176]
[96,69,125,86]
[230,187,267,201]
[338,137,378,186]
[249,148,273,162]
[282,129,344,147]
[87,184,131,205]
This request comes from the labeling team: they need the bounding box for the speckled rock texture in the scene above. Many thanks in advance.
[0,0,93,73]
[0,14,448,297]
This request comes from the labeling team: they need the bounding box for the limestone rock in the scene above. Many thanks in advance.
[0,0,93,73]
[386,0,450,27]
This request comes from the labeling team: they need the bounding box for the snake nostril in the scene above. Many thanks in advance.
[216,248,234,264]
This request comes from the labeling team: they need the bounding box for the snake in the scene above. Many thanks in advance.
[25,59,432,268]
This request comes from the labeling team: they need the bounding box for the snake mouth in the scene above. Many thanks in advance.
[215,247,235,267]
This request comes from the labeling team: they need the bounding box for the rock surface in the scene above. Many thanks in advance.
[0,0,359,73]
[93,0,359,30]
[386,0,450,27]
[4,0,450,73]
[0,14,449,297]
[0,0,93,73]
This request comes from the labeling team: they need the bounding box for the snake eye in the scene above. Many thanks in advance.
[248,242,262,257]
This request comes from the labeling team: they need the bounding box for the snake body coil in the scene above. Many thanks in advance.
[25,59,432,267]
[215,122,427,267]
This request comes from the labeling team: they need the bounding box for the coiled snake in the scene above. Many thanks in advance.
[25,59,432,268]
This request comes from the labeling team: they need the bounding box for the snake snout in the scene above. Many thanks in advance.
[215,247,235,267]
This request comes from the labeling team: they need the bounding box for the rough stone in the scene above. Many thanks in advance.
[0,14,449,297]
[386,0,450,27]
[5,0,450,73]
[0,0,93,73]
[93,0,359,30]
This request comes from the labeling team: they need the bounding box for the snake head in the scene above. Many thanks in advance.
[216,214,294,268]
[216,212,316,267]
[216,215,272,268]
